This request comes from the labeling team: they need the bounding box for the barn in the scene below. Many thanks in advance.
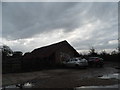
[22,40,79,70]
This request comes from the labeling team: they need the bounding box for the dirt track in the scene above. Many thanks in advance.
[2,61,120,88]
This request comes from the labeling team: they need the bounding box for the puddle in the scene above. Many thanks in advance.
[23,82,33,88]
[98,73,119,80]
[75,73,120,89]
[2,82,33,89]
[75,84,119,89]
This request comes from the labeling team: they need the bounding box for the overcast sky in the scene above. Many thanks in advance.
[1,2,118,53]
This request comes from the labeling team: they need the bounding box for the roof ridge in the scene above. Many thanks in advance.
[31,40,68,53]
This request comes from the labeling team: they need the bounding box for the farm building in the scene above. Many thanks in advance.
[22,40,79,70]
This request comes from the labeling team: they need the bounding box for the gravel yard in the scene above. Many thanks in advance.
[2,61,120,88]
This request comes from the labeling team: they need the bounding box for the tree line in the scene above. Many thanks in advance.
[1,45,119,62]
[80,47,119,62]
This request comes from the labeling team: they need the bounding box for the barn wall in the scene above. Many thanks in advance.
[22,52,57,71]
[2,57,22,74]
[55,45,77,64]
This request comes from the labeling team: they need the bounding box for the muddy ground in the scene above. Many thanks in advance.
[2,61,120,88]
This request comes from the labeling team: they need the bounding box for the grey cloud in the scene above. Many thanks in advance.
[3,2,117,39]
[0,2,2,39]
[3,2,80,39]
[2,2,95,39]
[71,17,118,51]
[2,2,118,52]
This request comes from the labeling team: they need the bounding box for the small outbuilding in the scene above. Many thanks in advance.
[23,40,79,69]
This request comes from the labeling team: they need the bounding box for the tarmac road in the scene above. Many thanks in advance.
[2,61,120,88]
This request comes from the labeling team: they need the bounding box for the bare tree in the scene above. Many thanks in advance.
[89,47,97,56]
